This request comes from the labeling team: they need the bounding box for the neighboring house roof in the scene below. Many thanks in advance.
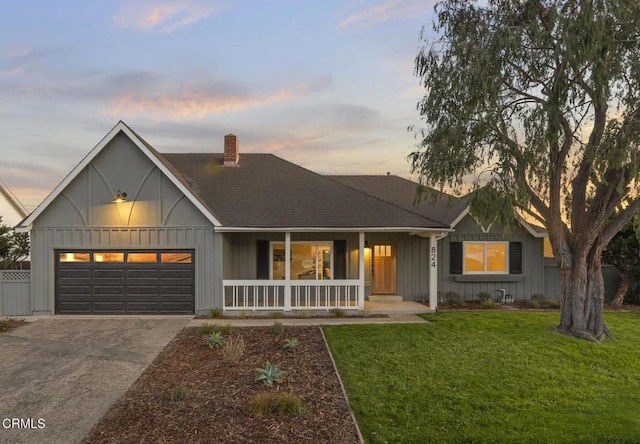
[0,178,28,227]
[161,153,449,229]
[329,175,467,226]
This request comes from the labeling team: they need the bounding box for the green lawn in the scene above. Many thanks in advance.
[323,312,640,444]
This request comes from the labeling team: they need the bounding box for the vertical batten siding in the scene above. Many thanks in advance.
[437,215,545,301]
[29,227,215,314]
[365,232,429,301]
[223,232,361,280]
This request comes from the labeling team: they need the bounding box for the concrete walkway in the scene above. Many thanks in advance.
[188,301,431,327]
[0,317,190,444]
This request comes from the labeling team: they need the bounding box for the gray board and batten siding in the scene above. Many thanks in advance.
[437,215,546,302]
[29,132,221,315]
[222,231,431,301]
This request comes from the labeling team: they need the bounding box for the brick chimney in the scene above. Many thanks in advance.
[223,134,239,165]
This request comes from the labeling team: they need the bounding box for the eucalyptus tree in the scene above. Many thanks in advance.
[411,0,640,341]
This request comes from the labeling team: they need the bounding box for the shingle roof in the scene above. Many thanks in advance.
[328,175,467,226]
[160,153,449,229]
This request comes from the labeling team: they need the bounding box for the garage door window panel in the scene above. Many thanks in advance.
[59,252,91,262]
[161,252,192,263]
[127,252,158,262]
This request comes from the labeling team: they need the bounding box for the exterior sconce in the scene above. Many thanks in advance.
[112,190,127,203]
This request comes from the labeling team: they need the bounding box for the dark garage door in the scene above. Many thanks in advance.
[56,250,195,314]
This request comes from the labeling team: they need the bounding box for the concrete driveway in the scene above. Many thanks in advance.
[0,317,189,444]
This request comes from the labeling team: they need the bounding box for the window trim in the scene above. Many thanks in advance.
[269,241,334,280]
[462,241,509,275]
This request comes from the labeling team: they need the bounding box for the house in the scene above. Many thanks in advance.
[0,178,28,227]
[13,121,547,315]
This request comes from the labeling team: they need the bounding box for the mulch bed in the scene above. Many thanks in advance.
[83,326,361,443]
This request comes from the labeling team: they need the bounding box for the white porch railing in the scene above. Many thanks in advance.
[223,279,361,311]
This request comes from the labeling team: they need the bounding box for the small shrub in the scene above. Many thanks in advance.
[251,392,306,417]
[299,309,310,318]
[444,291,460,306]
[255,361,286,386]
[283,338,299,353]
[208,307,222,318]
[199,322,216,335]
[362,307,371,318]
[271,321,285,336]
[239,310,248,319]
[481,300,496,309]
[200,323,231,336]
[331,308,346,318]
[208,331,226,349]
[269,311,282,319]
[0,318,26,334]
[525,299,541,309]
[172,385,188,402]
[477,291,493,302]
[222,336,245,362]
[546,301,561,309]
[531,293,546,303]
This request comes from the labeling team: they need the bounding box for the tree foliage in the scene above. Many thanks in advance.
[411,0,640,341]
[0,216,29,269]
[602,216,640,308]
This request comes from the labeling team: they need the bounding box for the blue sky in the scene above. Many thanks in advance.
[0,0,437,209]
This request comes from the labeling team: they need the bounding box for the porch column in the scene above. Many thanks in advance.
[429,233,438,311]
[284,231,291,311]
[358,232,365,310]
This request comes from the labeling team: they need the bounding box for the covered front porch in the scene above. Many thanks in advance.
[218,229,442,312]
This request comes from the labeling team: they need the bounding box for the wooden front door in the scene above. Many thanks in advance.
[372,243,396,294]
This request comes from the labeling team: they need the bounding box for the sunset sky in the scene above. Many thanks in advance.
[0,0,437,210]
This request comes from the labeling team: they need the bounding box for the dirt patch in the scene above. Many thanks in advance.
[83,326,360,443]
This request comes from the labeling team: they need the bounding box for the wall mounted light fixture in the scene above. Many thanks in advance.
[112,190,128,203]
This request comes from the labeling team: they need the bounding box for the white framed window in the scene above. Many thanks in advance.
[271,241,333,280]
[463,241,508,274]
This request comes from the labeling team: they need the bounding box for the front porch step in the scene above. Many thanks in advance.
[368,295,403,303]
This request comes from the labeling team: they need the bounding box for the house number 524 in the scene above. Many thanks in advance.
[430,246,437,268]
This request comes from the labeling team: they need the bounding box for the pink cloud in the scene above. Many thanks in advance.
[338,0,434,29]
[113,1,219,32]
[108,76,332,120]
[109,89,294,120]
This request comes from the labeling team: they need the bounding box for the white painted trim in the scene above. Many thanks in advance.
[0,178,28,219]
[284,232,291,311]
[216,226,453,233]
[449,207,547,238]
[358,232,365,310]
[429,233,438,311]
[18,121,222,229]
[462,241,510,275]
[448,207,470,229]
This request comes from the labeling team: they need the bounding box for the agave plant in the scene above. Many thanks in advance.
[255,361,286,386]
[207,331,225,349]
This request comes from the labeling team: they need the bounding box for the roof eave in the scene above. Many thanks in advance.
[215,226,453,233]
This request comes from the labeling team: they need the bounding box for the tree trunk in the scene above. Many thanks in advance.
[557,246,606,342]
[611,272,630,309]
